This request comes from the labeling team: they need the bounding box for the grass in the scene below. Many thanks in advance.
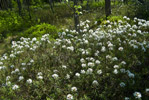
[0,37,12,55]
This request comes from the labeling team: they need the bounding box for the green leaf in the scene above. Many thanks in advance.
[46,97,50,100]
[78,5,82,9]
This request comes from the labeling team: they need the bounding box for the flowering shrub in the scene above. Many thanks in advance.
[0,16,149,100]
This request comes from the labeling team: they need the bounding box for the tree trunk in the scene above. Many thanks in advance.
[87,0,90,10]
[138,0,144,4]
[123,0,128,4]
[8,0,12,10]
[105,0,111,18]
[0,0,8,10]
[0,0,2,10]
[49,0,54,13]
[26,0,31,19]
[74,0,79,31]
[17,0,22,15]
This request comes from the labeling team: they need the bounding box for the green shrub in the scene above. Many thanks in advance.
[0,10,34,40]
[95,16,123,26]
[21,23,58,38]
[89,1,105,9]
[107,16,123,22]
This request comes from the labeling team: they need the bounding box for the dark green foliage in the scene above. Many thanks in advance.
[134,2,149,20]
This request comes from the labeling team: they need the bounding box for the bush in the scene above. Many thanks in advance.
[21,23,58,38]
[95,16,123,26]
[0,10,34,40]
[0,17,149,100]
[89,1,105,10]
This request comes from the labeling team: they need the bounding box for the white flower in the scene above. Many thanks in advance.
[12,85,19,90]
[37,76,43,80]
[133,92,142,99]
[81,64,86,68]
[6,81,11,86]
[86,20,90,23]
[80,58,85,63]
[127,18,130,20]
[112,57,118,61]
[88,62,95,67]
[83,29,87,32]
[118,47,123,51]
[67,46,74,51]
[22,67,26,70]
[10,65,14,68]
[11,71,15,74]
[71,87,77,92]
[21,63,26,66]
[84,40,89,44]
[120,82,125,87]
[53,70,58,73]
[32,38,37,41]
[19,76,24,81]
[137,30,141,34]
[80,70,85,74]
[75,73,80,77]
[128,73,135,78]
[113,69,118,74]
[67,94,73,100]
[92,80,99,86]
[90,57,95,61]
[15,68,19,72]
[106,55,111,59]
[106,20,110,23]
[108,43,113,47]
[113,65,119,69]
[37,72,43,76]
[66,29,69,32]
[52,74,59,79]
[62,45,66,48]
[62,65,67,69]
[6,76,11,81]
[123,16,127,19]
[146,88,149,92]
[0,62,3,65]
[66,74,70,79]
[10,54,15,58]
[125,97,129,100]
[86,68,93,74]
[95,60,101,64]
[30,59,34,63]
[26,79,32,84]
[101,46,106,52]
[97,70,102,75]
[121,61,126,65]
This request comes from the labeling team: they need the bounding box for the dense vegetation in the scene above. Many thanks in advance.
[0,0,149,100]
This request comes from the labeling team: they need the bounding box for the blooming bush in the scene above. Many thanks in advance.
[0,16,149,100]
